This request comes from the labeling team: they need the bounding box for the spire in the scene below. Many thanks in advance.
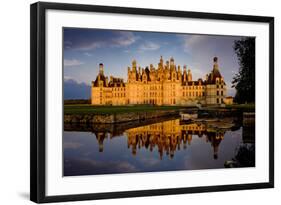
[211,57,222,80]
[213,56,219,70]
[160,55,163,65]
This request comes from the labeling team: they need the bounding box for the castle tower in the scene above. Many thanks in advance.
[99,63,104,75]
[213,56,219,70]
[132,59,137,72]
[187,69,192,81]
[183,65,187,82]
[170,57,175,70]
[160,56,163,66]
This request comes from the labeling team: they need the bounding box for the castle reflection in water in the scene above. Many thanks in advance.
[66,118,254,160]
[126,120,224,160]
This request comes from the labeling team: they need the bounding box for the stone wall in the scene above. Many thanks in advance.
[64,110,179,124]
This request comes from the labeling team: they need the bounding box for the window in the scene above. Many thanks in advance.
[217,91,219,96]
[221,91,223,96]
[217,98,219,104]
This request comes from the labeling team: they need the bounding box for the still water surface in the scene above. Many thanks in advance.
[64,117,254,176]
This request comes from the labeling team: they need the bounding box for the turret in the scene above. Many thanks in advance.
[183,65,187,82]
[187,69,192,81]
[159,56,163,66]
[170,57,175,70]
[99,63,104,75]
[165,60,169,69]
[213,57,219,70]
[132,59,137,71]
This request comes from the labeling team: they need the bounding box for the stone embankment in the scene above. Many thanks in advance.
[64,110,179,124]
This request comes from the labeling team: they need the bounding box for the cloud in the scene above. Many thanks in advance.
[112,31,139,47]
[138,41,160,51]
[73,31,139,51]
[84,52,92,57]
[64,59,84,67]
[180,35,207,53]
[64,40,72,49]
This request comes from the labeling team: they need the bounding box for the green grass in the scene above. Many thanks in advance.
[225,103,255,111]
[64,104,190,115]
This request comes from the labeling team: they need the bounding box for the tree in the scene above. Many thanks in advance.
[232,37,255,103]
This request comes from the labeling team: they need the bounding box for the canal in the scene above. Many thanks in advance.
[64,116,255,176]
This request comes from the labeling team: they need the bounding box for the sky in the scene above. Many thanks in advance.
[63,28,246,97]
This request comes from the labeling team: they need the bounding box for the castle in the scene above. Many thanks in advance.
[91,56,227,105]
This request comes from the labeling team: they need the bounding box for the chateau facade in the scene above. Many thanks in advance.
[91,56,227,106]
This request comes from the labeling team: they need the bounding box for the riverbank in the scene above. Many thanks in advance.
[64,109,180,124]
[64,104,255,124]
[64,104,195,115]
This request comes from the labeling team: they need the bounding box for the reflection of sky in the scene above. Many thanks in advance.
[64,28,246,97]
[64,127,244,176]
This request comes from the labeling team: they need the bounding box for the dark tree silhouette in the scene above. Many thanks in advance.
[232,37,255,103]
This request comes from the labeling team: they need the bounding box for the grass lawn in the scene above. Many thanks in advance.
[225,104,255,111]
[64,104,191,114]
[225,104,255,109]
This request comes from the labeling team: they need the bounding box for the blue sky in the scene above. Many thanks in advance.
[64,28,245,96]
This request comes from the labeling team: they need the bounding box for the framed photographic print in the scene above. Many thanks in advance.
[30,1,274,203]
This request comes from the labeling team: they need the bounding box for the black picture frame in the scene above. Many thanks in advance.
[30,1,274,203]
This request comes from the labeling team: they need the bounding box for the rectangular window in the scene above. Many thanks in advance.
[221,91,223,96]
[217,91,219,96]
[217,98,219,104]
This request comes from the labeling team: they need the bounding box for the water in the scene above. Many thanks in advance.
[63,117,255,176]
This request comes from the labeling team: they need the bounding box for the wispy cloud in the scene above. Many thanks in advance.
[112,31,139,47]
[64,40,72,49]
[138,41,160,51]
[84,52,92,57]
[64,59,84,67]
[73,31,139,51]
[180,35,207,53]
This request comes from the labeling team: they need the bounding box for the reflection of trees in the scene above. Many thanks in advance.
[225,143,255,168]
[234,144,255,167]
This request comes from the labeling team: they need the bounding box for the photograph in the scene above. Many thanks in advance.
[63,28,256,176]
